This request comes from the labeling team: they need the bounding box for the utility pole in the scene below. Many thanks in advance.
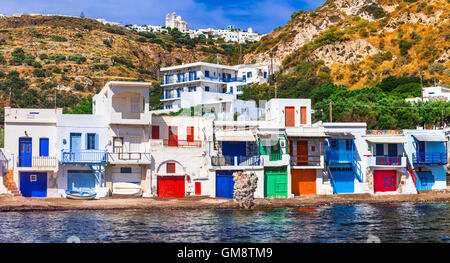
[420,66,424,101]
[329,101,333,122]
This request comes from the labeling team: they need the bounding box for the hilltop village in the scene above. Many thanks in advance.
[0,61,449,206]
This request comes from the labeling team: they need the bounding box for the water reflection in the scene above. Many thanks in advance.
[0,203,448,243]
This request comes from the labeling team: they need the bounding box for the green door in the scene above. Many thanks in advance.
[264,166,288,198]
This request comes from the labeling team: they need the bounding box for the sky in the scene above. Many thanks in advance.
[0,0,325,34]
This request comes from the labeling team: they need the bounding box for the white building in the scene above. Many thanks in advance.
[406,86,450,103]
[3,108,61,197]
[165,12,187,33]
[160,62,269,111]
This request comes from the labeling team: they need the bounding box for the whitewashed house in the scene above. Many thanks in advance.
[150,115,213,197]
[3,107,61,197]
[93,81,153,196]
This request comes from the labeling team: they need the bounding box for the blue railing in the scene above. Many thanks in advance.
[352,158,363,183]
[238,155,260,166]
[375,156,403,166]
[326,149,353,164]
[163,76,246,85]
[61,151,108,164]
[412,152,448,165]
[211,155,260,166]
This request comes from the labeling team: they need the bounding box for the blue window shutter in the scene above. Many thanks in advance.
[205,71,209,77]
[230,87,233,94]
[193,86,197,92]
[95,134,99,150]
[85,134,89,150]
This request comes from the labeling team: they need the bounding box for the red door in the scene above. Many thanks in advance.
[187,127,194,142]
[158,176,185,197]
[195,182,201,196]
[285,107,295,127]
[152,125,160,139]
[374,170,397,192]
[168,126,178,146]
[297,141,308,165]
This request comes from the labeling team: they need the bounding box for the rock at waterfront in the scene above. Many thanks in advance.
[233,171,258,209]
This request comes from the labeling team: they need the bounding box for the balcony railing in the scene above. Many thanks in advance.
[269,153,282,161]
[162,76,245,85]
[367,156,406,167]
[211,155,260,167]
[290,155,322,167]
[17,156,58,168]
[108,152,151,164]
[326,150,354,164]
[163,139,202,148]
[61,151,108,164]
[412,152,448,165]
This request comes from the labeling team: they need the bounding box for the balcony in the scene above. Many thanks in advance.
[326,150,354,164]
[17,156,58,169]
[412,152,448,165]
[290,155,325,169]
[61,151,108,165]
[260,154,291,167]
[163,139,202,148]
[211,155,261,167]
[160,93,181,101]
[162,76,246,86]
[108,152,151,165]
[367,156,407,168]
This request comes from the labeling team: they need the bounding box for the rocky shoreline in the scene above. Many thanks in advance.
[0,190,449,212]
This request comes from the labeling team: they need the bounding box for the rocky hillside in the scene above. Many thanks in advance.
[0,15,242,110]
[244,0,450,89]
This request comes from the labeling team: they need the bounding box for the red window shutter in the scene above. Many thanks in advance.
[166,163,176,174]
[187,127,194,142]
[285,107,295,127]
[300,107,307,125]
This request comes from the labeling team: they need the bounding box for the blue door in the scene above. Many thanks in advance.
[330,166,354,194]
[68,171,95,193]
[20,172,47,197]
[70,133,82,161]
[416,171,434,191]
[216,170,239,199]
[19,138,32,167]
[39,138,49,157]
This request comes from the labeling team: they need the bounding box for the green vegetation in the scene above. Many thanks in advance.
[50,35,68,42]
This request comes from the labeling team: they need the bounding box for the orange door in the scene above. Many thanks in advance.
[285,107,295,127]
[297,141,308,165]
[168,126,178,146]
[187,127,194,142]
[291,169,316,195]
[300,107,307,125]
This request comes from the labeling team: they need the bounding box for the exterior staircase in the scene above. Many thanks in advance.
[3,170,21,196]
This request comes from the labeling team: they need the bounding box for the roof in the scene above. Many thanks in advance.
[160,62,236,72]
[365,136,407,144]
[325,132,355,139]
[107,81,152,88]
[412,134,447,142]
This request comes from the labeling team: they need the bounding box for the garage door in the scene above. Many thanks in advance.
[112,166,141,184]
[158,176,185,197]
[20,172,47,198]
[216,170,240,199]
[416,171,434,191]
[291,169,316,196]
[330,166,354,194]
[374,170,397,192]
[68,171,95,193]
[265,167,288,198]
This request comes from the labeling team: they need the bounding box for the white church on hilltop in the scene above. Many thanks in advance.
[165,12,188,33]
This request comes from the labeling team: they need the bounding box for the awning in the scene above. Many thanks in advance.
[365,136,407,144]
[215,130,256,141]
[413,134,447,142]
[325,132,355,139]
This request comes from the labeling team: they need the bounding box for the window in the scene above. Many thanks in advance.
[87,134,96,150]
[39,138,49,157]
[247,72,252,78]
[131,97,140,113]
[205,86,210,92]
[187,127,194,142]
[167,162,176,173]
[120,167,132,173]
[330,140,338,149]
[152,125,160,139]
[264,72,267,79]
[300,107,307,125]
[346,140,353,151]
[113,137,123,153]
[205,70,210,77]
